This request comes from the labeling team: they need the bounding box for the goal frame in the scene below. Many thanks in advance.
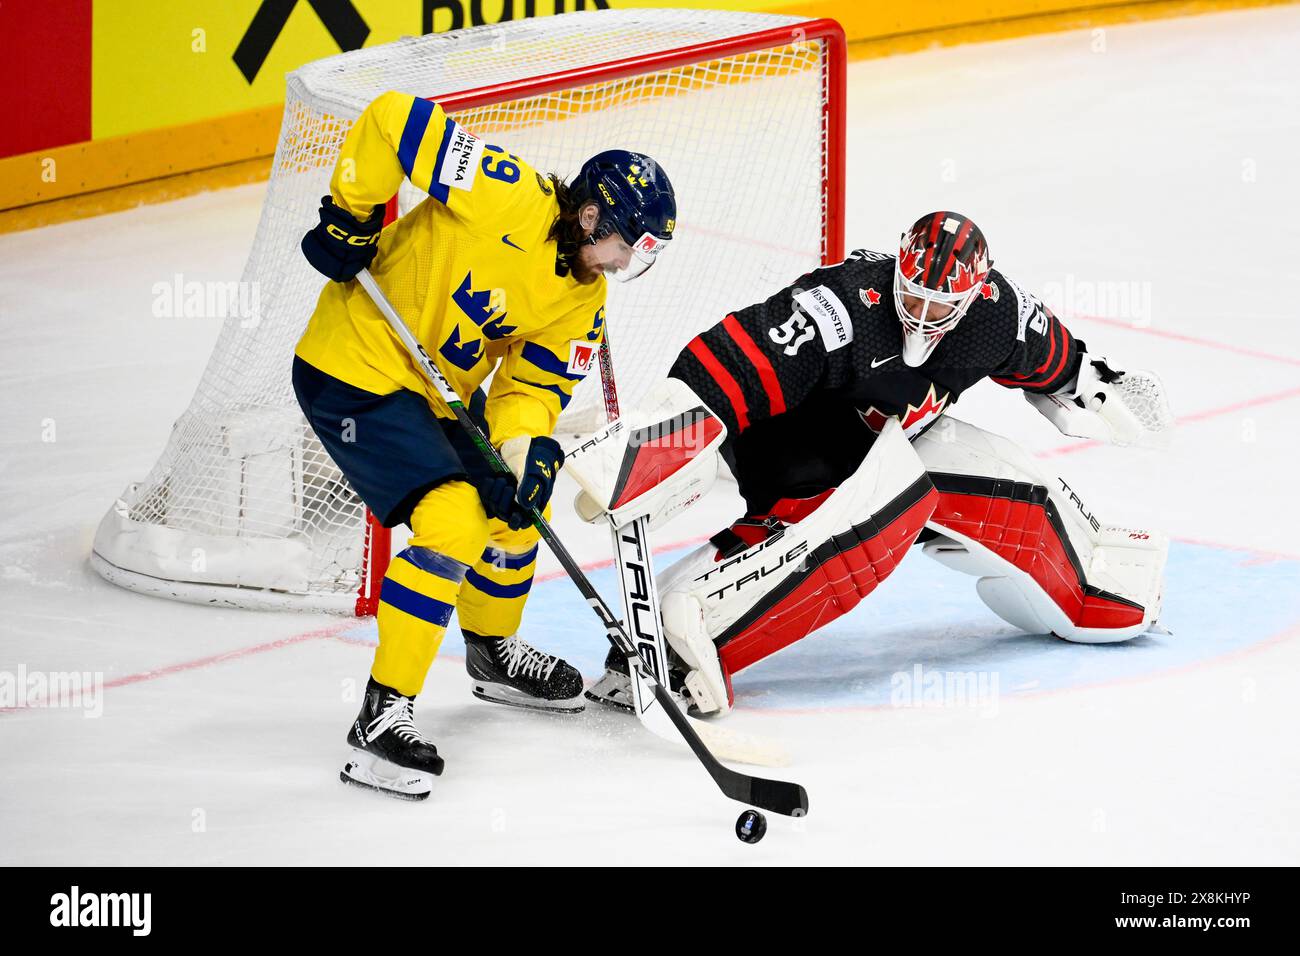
[89,14,848,617]
[352,18,847,615]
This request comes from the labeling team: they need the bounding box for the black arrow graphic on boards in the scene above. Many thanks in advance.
[234,0,370,84]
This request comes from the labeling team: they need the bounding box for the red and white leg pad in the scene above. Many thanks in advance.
[658,419,938,713]
[913,417,1167,643]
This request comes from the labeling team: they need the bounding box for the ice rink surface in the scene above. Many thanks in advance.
[2,7,1298,865]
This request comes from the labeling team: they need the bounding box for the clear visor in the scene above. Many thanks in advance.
[893,271,981,366]
[608,229,669,283]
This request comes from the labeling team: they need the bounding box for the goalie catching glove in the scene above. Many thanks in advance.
[1027,352,1174,446]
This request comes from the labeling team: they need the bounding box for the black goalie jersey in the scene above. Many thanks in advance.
[667,249,1084,512]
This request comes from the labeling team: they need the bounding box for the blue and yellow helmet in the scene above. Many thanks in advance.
[570,150,676,280]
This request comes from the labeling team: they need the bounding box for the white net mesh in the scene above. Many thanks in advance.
[91,9,837,611]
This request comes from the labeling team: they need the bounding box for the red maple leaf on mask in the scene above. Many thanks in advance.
[896,246,923,282]
[948,258,986,294]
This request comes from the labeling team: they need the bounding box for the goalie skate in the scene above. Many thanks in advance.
[584,646,689,714]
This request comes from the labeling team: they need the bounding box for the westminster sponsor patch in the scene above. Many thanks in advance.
[567,340,598,376]
[437,123,484,192]
[793,285,853,351]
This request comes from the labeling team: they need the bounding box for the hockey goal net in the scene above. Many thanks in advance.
[91,9,846,614]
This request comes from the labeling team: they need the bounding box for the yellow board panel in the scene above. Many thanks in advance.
[0,156,272,235]
[91,0,808,139]
[0,104,281,209]
[5,0,1288,229]
[92,1,421,139]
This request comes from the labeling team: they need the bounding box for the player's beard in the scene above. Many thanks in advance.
[570,247,604,285]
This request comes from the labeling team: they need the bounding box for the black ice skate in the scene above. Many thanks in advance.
[583,645,690,714]
[340,677,444,801]
[463,630,584,713]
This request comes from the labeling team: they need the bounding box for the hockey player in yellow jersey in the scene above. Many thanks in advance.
[290,90,677,800]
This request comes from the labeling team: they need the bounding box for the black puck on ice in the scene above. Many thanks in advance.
[735,808,767,844]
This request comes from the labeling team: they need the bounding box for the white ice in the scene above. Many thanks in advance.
[2,6,1298,864]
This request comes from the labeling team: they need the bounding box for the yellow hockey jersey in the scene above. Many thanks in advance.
[294,91,607,446]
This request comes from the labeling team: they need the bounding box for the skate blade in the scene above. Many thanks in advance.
[584,668,636,713]
[584,686,635,713]
[340,750,434,801]
[472,681,584,714]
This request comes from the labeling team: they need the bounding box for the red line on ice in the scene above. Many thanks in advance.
[0,533,716,709]
[4,532,1294,717]
[1069,313,1300,368]
[1038,383,1300,457]
[100,625,354,691]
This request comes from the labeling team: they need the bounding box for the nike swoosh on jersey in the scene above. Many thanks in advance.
[870,355,899,368]
[501,234,526,251]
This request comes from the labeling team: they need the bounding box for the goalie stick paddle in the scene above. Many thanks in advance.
[597,333,685,744]
[596,336,792,769]
[356,270,808,817]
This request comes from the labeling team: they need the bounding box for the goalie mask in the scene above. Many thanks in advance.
[894,211,991,366]
[570,150,676,282]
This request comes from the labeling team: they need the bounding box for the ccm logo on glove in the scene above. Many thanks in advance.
[301,196,384,282]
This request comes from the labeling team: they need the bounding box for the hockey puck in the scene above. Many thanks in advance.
[735,808,767,844]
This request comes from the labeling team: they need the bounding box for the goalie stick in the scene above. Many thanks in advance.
[356,269,808,817]
[596,336,791,769]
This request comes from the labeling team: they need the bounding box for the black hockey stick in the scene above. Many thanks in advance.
[357,269,808,817]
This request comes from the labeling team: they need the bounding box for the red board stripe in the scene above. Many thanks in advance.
[0,1,92,157]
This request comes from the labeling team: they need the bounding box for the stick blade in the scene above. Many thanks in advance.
[648,669,811,817]
[720,769,810,818]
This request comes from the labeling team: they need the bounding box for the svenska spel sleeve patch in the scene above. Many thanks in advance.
[437,123,485,192]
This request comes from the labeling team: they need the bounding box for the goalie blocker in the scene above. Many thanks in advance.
[570,381,1167,717]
